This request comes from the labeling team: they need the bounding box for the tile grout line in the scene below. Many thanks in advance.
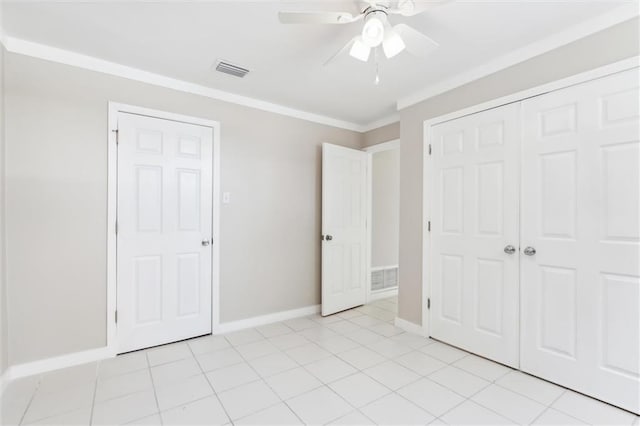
[224,308,393,424]
[225,332,307,424]
[302,330,437,424]
[188,335,234,425]
[428,364,551,424]
[19,364,101,425]
[17,376,41,425]
[145,351,164,425]
[88,363,99,425]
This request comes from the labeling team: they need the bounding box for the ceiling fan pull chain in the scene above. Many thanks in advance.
[375,48,380,85]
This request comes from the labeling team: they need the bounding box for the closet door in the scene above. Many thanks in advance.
[520,69,639,414]
[430,103,520,367]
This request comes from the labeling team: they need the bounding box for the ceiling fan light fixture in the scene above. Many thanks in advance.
[362,11,386,47]
[349,37,371,62]
[382,29,405,58]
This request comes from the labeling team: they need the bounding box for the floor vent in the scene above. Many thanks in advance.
[215,60,250,78]
[371,266,398,291]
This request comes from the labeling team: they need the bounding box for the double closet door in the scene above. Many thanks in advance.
[429,68,639,414]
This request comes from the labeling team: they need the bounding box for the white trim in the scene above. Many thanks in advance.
[360,115,400,133]
[365,152,373,304]
[398,4,640,110]
[4,347,112,382]
[107,102,221,355]
[371,264,399,272]
[369,287,398,302]
[394,317,427,337]
[363,139,400,153]
[0,303,317,383]
[4,37,366,132]
[214,305,320,334]
[424,56,640,129]
[421,57,640,336]
[0,370,9,397]
[422,122,434,337]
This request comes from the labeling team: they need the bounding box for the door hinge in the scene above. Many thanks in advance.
[112,129,119,145]
[115,220,118,235]
[428,144,432,155]
[427,298,431,309]
[428,221,431,232]
[115,310,118,323]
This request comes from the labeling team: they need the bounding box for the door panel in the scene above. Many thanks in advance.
[520,68,640,414]
[322,143,367,316]
[117,112,213,353]
[430,103,520,367]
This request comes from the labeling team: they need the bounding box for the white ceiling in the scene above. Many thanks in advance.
[2,1,632,127]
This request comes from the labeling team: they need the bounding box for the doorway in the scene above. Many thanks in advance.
[320,141,400,317]
[366,140,400,309]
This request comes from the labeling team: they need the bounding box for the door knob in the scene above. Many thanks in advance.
[201,240,211,247]
[323,235,333,241]
[504,245,516,255]
[523,246,536,256]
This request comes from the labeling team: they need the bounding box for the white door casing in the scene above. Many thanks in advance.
[520,69,640,413]
[117,112,214,353]
[430,103,521,368]
[322,143,368,316]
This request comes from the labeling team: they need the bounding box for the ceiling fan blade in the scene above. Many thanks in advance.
[393,23,439,57]
[323,36,370,66]
[389,0,450,17]
[278,11,361,24]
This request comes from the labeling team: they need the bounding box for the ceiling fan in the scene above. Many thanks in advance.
[278,0,445,65]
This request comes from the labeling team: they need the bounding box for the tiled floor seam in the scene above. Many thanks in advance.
[188,339,233,425]
[228,333,307,424]
[445,354,514,383]
[321,362,431,423]
[324,408,375,425]
[16,378,41,425]
[433,364,549,424]
[88,363,100,426]
[144,352,163,425]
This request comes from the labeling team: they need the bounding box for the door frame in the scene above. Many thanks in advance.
[421,56,639,336]
[363,139,400,303]
[106,102,221,354]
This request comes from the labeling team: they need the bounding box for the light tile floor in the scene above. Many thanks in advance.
[2,296,638,425]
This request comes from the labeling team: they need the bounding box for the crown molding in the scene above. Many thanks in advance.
[3,36,369,132]
[360,113,400,133]
[3,3,635,132]
[397,3,640,111]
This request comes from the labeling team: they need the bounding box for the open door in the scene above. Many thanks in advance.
[321,143,368,316]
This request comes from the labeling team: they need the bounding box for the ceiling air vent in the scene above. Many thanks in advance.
[215,60,250,78]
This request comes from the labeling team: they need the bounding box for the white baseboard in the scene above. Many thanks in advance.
[0,369,10,398]
[5,346,113,383]
[368,287,398,302]
[395,317,428,337]
[1,304,320,388]
[214,304,320,334]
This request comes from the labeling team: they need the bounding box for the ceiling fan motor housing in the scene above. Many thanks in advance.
[362,10,388,47]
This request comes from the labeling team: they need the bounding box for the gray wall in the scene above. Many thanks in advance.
[363,122,399,147]
[3,17,638,366]
[0,43,7,374]
[371,149,399,268]
[396,17,640,325]
[4,53,363,365]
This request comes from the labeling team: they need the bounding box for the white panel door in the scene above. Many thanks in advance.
[521,69,640,414]
[117,112,213,353]
[430,103,520,367]
[322,143,368,316]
